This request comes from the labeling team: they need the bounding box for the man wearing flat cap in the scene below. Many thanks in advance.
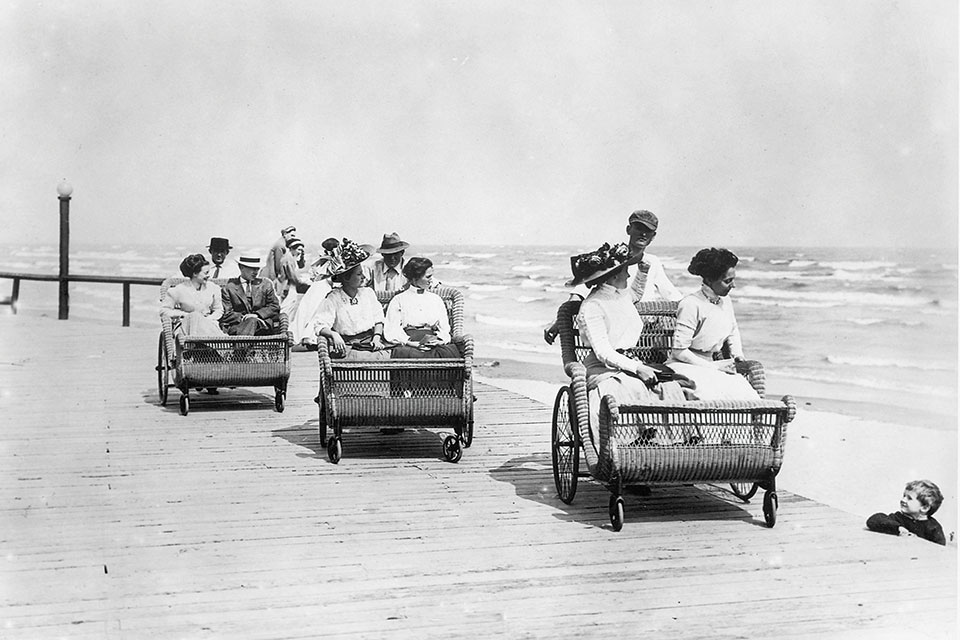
[207,237,240,280]
[260,225,298,293]
[367,232,410,296]
[543,209,682,344]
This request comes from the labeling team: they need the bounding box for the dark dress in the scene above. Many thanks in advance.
[866,512,946,545]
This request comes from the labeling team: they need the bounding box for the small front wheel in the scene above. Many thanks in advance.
[609,495,625,532]
[275,388,285,412]
[763,491,778,528]
[442,435,462,463]
[327,436,342,464]
[179,393,189,416]
[730,483,759,503]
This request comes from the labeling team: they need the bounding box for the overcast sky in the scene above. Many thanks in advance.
[1,1,956,250]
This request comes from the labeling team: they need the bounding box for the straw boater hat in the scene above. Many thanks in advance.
[285,236,304,251]
[377,232,410,255]
[565,242,640,287]
[236,256,262,270]
[327,238,375,277]
[208,237,232,252]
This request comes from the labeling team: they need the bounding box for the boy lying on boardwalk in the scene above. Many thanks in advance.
[866,480,946,546]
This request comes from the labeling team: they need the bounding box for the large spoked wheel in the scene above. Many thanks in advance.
[442,435,463,463]
[551,386,579,504]
[327,436,342,464]
[763,490,778,528]
[609,495,625,532]
[274,387,285,412]
[178,393,189,416]
[156,334,170,406]
[730,482,759,502]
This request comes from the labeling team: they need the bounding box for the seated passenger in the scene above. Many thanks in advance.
[367,232,409,296]
[313,239,390,360]
[385,257,461,359]
[219,256,282,336]
[291,237,340,349]
[665,247,760,402]
[572,243,689,443]
[161,254,226,337]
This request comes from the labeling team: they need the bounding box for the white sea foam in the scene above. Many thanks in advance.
[475,314,544,328]
[441,280,470,288]
[735,285,931,308]
[512,264,553,273]
[825,355,955,371]
[820,260,897,271]
[770,368,955,398]
[468,284,509,292]
[845,318,884,326]
[436,261,472,271]
[456,253,497,259]
[516,296,546,303]
[485,340,555,355]
[519,279,542,289]
[468,294,489,301]
[788,260,816,268]
[737,297,843,309]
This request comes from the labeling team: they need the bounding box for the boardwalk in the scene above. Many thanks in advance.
[1,314,956,639]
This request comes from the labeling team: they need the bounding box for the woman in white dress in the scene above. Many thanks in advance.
[291,238,339,349]
[666,247,760,402]
[160,254,225,337]
[384,257,460,359]
[571,243,689,444]
[312,239,390,361]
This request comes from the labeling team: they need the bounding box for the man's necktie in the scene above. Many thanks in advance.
[213,265,220,278]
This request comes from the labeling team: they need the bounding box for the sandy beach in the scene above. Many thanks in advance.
[474,354,959,544]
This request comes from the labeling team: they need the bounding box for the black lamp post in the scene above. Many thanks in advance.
[57,180,72,320]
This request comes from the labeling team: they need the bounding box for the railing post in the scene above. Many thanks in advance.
[11,278,19,314]
[122,282,131,327]
[56,181,73,320]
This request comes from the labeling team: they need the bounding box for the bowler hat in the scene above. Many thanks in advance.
[377,232,410,255]
[208,237,232,252]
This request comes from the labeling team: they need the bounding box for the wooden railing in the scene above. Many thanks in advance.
[0,271,163,327]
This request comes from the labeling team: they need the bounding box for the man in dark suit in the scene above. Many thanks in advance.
[220,256,281,336]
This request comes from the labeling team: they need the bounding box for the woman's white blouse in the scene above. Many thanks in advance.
[384,288,451,344]
[576,284,643,374]
[313,287,384,336]
[672,284,744,359]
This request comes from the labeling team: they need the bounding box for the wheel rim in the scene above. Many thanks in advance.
[551,387,579,504]
[443,435,462,462]
[328,438,341,464]
[763,491,778,528]
[157,334,169,405]
[730,483,758,502]
[609,496,624,531]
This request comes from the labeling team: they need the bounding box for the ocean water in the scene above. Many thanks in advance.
[1,242,956,417]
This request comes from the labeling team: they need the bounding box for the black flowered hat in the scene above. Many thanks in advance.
[566,242,640,287]
[327,238,375,277]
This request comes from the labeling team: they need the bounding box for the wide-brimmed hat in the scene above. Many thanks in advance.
[286,236,304,251]
[327,238,375,277]
[281,225,297,235]
[565,242,640,287]
[208,237,232,252]
[236,256,262,269]
[377,232,410,255]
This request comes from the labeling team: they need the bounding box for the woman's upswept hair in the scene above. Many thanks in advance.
[331,264,361,284]
[403,257,433,282]
[905,479,944,516]
[179,253,209,278]
[688,247,739,282]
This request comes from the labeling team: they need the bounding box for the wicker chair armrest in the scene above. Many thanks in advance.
[556,300,583,367]
[278,312,293,346]
[316,335,334,379]
[735,359,766,396]
[452,334,474,377]
[160,314,178,365]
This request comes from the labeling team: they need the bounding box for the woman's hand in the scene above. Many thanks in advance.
[714,358,737,374]
[634,363,658,384]
[329,332,347,356]
[371,335,386,351]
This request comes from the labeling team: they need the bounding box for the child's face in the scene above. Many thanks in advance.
[900,490,928,519]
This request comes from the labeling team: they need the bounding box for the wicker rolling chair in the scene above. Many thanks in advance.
[551,299,796,531]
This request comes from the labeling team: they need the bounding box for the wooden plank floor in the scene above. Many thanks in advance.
[0,314,956,639]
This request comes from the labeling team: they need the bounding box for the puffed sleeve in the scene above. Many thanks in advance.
[672,296,698,351]
[207,283,224,321]
[432,293,451,343]
[160,285,182,317]
[313,292,338,334]
[577,299,639,373]
[383,293,406,344]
